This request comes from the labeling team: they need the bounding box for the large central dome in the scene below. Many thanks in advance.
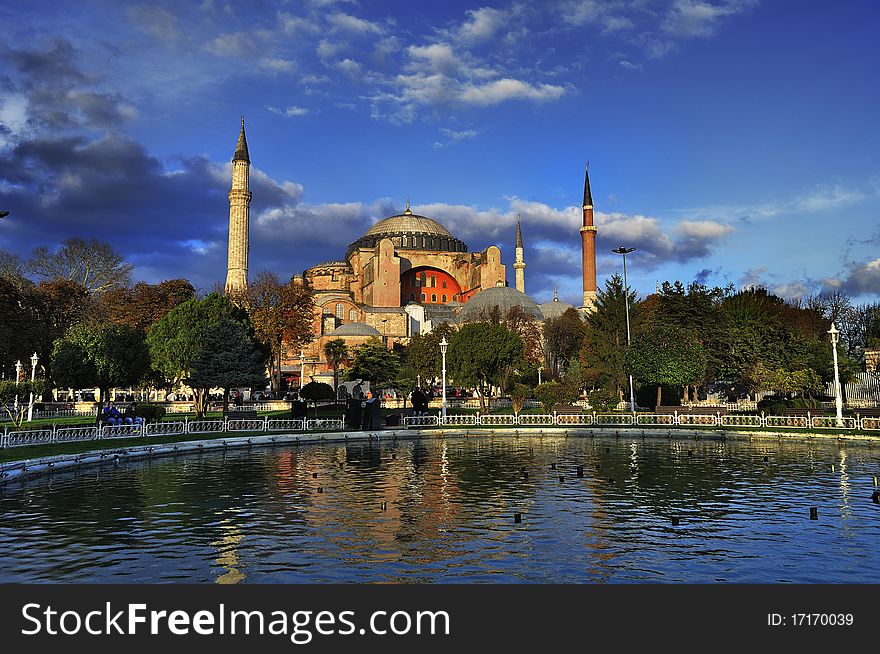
[347,205,468,256]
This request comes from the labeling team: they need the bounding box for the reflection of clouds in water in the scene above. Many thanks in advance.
[213,517,246,584]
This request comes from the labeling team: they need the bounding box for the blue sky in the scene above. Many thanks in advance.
[1,0,878,305]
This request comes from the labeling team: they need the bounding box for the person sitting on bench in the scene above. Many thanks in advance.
[124,403,144,426]
[101,401,122,426]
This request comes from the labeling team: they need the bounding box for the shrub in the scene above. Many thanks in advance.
[587,388,618,413]
[533,381,577,413]
[135,404,166,423]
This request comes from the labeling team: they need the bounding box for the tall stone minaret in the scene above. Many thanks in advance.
[580,162,598,312]
[513,212,526,294]
[224,117,252,295]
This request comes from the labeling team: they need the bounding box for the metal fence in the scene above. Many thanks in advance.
[2,411,879,449]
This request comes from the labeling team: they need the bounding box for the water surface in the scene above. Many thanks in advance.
[1,435,878,583]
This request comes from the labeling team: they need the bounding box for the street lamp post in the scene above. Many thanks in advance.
[612,246,637,412]
[381,319,388,347]
[439,337,448,422]
[27,352,38,422]
[538,365,543,385]
[299,350,306,390]
[14,359,22,415]
[828,323,844,427]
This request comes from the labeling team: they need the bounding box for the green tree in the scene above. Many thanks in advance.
[52,322,150,414]
[405,322,456,384]
[447,323,523,411]
[533,380,578,413]
[188,318,268,412]
[147,293,248,417]
[581,274,638,401]
[300,381,336,417]
[345,338,401,389]
[626,325,707,408]
[323,338,349,392]
[543,307,585,379]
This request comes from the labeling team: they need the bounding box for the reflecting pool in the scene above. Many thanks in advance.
[1,435,879,583]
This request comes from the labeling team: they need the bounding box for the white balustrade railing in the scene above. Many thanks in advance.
[101,424,144,439]
[677,414,718,427]
[54,426,99,442]
[556,413,594,426]
[226,419,265,432]
[721,415,763,428]
[636,414,675,425]
[595,414,634,426]
[765,416,809,429]
[306,418,345,431]
[403,415,439,427]
[441,414,478,426]
[6,429,55,447]
[517,414,555,426]
[479,414,517,426]
[145,421,186,436]
[266,419,305,432]
[187,420,225,434]
[6,410,880,450]
[810,416,857,430]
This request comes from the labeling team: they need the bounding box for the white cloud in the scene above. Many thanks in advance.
[329,12,384,35]
[260,57,295,73]
[334,58,362,77]
[663,0,757,38]
[433,128,480,148]
[825,258,880,297]
[268,105,310,117]
[459,78,566,105]
[457,7,506,42]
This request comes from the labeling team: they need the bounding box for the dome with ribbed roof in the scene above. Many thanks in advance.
[347,203,467,256]
[459,285,543,322]
[539,290,575,320]
[327,322,381,337]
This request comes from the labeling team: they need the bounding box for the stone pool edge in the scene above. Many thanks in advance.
[2,426,877,486]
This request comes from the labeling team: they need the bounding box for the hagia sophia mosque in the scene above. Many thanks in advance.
[223,120,599,386]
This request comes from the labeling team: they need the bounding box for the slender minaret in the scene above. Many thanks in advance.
[225,117,252,295]
[513,212,526,294]
[580,162,597,312]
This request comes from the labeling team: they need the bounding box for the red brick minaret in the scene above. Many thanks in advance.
[580,162,597,312]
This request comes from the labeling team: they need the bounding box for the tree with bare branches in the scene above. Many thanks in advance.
[27,237,133,293]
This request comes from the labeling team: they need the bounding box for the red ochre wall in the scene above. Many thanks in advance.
[401,267,462,304]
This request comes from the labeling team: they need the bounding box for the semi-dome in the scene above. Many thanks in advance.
[347,204,468,256]
[459,284,544,322]
[327,322,381,337]
[310,260,352,270]
[538,290,575,320]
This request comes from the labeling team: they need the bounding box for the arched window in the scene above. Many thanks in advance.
[349,309,357,322]
[421,293,426,302]
[336,303,344,320]
[442,280,447,288]
[442,295,447,303]
[431,294,437,302]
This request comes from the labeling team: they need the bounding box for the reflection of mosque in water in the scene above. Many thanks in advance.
[259,438,618,579]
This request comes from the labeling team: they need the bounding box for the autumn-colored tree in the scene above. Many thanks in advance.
[100,279,196,329]
[543,307,586,379]
[245,271,315,395]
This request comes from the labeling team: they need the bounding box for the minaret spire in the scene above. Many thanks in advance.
[513,211,526,294]
[580,161,597,312]
[225,117,253,296]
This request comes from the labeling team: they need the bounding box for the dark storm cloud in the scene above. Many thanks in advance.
[2,39,135,132]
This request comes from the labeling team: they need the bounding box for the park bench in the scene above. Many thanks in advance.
[552,405,582,415]
[854,408,880,418]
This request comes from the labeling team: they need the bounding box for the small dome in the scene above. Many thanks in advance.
[539,291,575,320]
[327,322,381,337]
[459,285,544,322]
